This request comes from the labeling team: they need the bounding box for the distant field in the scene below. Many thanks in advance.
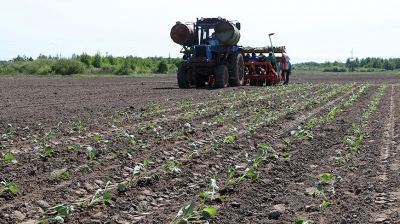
[0,73,399,223]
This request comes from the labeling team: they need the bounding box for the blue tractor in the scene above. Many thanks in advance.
[170,17,244,88]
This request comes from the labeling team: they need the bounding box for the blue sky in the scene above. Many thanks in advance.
[0,0,399,62]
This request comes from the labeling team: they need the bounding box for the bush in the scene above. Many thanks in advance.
[52,59,85,75]
[323,67,346,72]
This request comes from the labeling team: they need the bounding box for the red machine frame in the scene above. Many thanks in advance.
[242,47,289,86]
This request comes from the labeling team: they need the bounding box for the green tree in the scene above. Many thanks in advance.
[78,53,92,67]
[92,53,102,68]
[157,61,168,74]
[116,58,132,75]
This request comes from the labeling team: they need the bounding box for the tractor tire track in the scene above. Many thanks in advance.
[372,84,400,223]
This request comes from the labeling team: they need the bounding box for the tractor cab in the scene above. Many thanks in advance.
[189,17,241,64]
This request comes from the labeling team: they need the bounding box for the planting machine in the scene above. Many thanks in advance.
[170,17,292,89]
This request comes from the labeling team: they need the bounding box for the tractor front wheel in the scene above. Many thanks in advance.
[215,65,229,88]
[177,66,190,89]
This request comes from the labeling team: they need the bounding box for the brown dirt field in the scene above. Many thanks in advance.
[0,73,399,224]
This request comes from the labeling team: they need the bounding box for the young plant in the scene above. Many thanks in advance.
[86,146,97,161]
[305,173,341,209]
[1,124,15,139]
[223,135,236,144]
[295,217,314,224]
[82,181,113,207]
[171,202,218,224]
[325,106,342,123]
[37,204,74,224]
[43,145,55,157]
[0,151,17,164]
[72,119,86,134]
[164,158,182,176]
[183,123,195,135]
[67,145,82,153]
[198,177,223,208]
[344,123,365,155]
[291,126,313,141]
[283,138,293,151]
[0,181,20,195]
[59,170,70,180]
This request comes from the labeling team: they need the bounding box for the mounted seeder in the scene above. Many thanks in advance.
[170,17,292,89]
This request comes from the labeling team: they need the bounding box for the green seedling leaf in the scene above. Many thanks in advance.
[182,202,195,217]
[4,151,17,163]
[320,200,334,208]
[223,135,236,144]
[102,192,112,203]
[93,134,101,142]
[245,169,257,180]
[59,171,70,180]
[216,194,229,201]
[117,183,126,193]
[9,185,20,194]
[44,145,54,156]
[295,217,313,224]
[199,191,209,200]
[1,181,20,194]
[304,191,316,197]
[201,207,218,219]
[54,216,64,223]
[143,159,149,169]
[164,159,182,176]
[87,150,96,161]
[281,151,290,158]
[53,204,73,218]
[320,173,332,184]
[177,220,188,224]
[283,138,293,150]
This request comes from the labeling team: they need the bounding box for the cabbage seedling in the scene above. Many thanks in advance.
[171,201,218,224]
[0,181,20,195]
[44,145,55,156]
[83,181,113,207]
[164,159,182,176]
[38,204,74,224]
[223,135,236,144]
[295,217,314,224]
[1,124,15,139]
[0,151,17,164]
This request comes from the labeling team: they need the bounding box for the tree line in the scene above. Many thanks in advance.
[295,57,400,72]
[0,53,182,76]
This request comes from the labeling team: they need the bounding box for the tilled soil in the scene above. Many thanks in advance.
[0,73,398,130]
[0,74,399,224]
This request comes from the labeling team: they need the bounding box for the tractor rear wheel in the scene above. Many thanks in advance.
[229,53,244,86]
[215,65,229,88]
[177,66,190,89]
